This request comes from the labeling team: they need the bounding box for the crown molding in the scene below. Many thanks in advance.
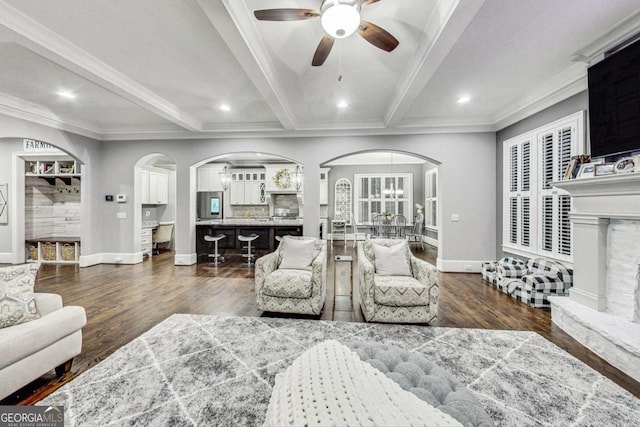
[492,63,588,131]
[0,92,102,140]
[571,9,640,65]
[0,1,202,132]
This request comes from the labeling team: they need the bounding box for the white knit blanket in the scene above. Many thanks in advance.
[263,340,463,427]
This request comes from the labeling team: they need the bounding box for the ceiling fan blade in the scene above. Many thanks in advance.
[312,35,335,66]
[357,20,399,52]
[362,0,381,5]
[254,9,320,21]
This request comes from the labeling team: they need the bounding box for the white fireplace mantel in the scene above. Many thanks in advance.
[550,172,640,383]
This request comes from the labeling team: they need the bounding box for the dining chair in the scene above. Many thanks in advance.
[406,213,424,250]
[351,213,368,247]
[392,214,406,238]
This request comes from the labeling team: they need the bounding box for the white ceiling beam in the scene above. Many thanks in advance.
[0,0,202,132]
[197,0,296,130]
[384,0,485,127]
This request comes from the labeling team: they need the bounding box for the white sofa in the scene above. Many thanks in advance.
[0,291,87,400]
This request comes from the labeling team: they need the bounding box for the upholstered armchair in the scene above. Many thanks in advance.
[498,258,573,308]
[255,236,327,315]
[357,239,438,324]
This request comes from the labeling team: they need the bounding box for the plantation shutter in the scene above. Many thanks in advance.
[537,123,576,260]
[502,111,583,263]
[505,139,532,249]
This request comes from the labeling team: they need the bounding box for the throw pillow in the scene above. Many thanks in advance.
[279,238,316,270]
[372,243,412,276]
[0,263,40,329]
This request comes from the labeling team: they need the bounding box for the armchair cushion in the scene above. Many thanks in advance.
[0,263,40,329]
[374,276,430,307]
[262,269,313,299]
[279,238,316,271]
[372,243,412,276]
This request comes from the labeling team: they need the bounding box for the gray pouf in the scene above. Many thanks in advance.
[347,341,494,427]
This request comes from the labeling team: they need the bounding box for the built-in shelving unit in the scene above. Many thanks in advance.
[24,157,82,264]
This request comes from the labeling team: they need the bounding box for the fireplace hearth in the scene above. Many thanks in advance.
[550,173,640,383]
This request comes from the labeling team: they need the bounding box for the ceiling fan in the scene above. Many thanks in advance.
[254,0,399,66]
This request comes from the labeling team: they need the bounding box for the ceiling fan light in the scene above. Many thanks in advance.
[321,4,360,38]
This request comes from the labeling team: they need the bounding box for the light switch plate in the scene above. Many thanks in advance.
[117,212,127,219]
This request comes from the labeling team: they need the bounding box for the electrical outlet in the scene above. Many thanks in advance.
[451,214,459,222]
[117,212,126,219]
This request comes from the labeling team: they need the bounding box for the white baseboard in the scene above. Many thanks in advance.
[436,259,484,273]
[174,252,196,266]
[79,253,102,267]
[425,236,438,248]
[0,253,13,263]
[100,252,143,265]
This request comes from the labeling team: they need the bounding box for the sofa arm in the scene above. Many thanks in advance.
[255,251,279,292]
[356,249,375,296]
[35,293,63,316]
[497,264,527,279]
[310,249,327,293]
[410,256,437,286]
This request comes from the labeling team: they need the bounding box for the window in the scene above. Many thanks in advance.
[354,173,412,224]
[502,111,584,262]
[334,178,352,222]
[425,169,438,229]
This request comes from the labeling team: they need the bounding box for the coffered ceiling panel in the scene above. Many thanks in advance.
[0,0,639,139]
[0,42,180,132]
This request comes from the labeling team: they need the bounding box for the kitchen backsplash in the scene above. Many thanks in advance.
[272,194,299,216]
[230,205,269,218]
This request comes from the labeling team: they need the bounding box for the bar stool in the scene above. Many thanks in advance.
[238,233,259,265]
[204,234,226,265]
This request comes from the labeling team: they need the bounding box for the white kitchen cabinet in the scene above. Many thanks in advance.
[141,167,169,205]
[141,169,150,204]
[230,169,266,205]
[197,165,223,191]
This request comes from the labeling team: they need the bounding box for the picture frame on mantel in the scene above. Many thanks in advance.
[0,183,7,224]
[576,163,596,179]
[594,163,615,176]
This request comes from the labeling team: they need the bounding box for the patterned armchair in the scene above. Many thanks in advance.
[498,258,573,308]
[357,239,438,324]
[255,236,327,315]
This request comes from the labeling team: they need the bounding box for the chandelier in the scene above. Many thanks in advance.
[293,165,304,192]
[219,164,232,191]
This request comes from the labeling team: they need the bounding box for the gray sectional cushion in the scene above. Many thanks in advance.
[347,341,494,427]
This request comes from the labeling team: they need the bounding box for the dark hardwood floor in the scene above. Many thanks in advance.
[3,242,639,406]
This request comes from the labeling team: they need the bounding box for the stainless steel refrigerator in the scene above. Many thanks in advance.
[197,191,223,220]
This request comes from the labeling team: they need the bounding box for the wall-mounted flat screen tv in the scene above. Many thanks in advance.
[588,37,640,158]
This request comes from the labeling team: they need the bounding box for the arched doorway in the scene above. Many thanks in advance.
[6,138,86,265]
[134,153,177,262]
[321,150,440,250]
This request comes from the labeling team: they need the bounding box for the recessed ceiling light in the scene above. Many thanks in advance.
[337,100,348,108]
[457,96,471,104]
[57,89,76,100]
[219,104,231,111]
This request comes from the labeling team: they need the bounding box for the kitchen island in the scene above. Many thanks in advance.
[196,218,303,263]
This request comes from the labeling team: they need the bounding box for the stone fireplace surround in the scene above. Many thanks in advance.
[550,173,640,383]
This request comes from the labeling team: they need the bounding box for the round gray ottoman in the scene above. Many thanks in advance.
[347,341,494,427]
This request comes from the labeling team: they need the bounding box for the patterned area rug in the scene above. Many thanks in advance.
[40,314,640,426]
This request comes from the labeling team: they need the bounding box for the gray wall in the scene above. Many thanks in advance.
[1,112,497,270]
[495,90,589,257]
